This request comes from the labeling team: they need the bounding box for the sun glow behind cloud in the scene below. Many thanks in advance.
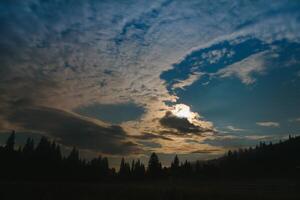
[172,104,192,119]
[169,104,216,133]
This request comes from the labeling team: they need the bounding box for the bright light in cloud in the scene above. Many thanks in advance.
[172,104,193,119]
[171,104,212,128]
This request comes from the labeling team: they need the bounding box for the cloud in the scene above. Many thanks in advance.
[159,111,211,134]
[290,118,300,123]
[256,121,280,127]
[1,0,298,112]
[130,132,173,141]
[172,72,203,90]
[217,51,269,85]
[203,134,283,149]
[226,125,244,132]
[7,106,141,155]
[191,149,221,154]
[202,48,234,64]
[138,141,162,149]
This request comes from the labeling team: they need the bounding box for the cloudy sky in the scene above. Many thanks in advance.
[1,0,300,166]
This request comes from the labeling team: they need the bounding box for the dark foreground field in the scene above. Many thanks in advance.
[1,179,299,200]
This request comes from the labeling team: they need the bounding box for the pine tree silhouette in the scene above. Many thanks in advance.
[119,158,131,179]
[5,130,15,151]
[1,132,300,181]
[170,155,180,177]
[23,138,34,155]
[147,153,162,178]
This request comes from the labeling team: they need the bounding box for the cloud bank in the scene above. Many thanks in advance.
[7,107,140,155]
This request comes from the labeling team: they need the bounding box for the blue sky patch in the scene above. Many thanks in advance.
[161,37,269,93]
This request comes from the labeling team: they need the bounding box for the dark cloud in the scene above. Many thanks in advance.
[0,76,59,109]
[202,135,284,149]
[139,141,162,149]
[130,132,173,141]
[191,149,221,154]
[159,111,209,134]
[7,107,141,155]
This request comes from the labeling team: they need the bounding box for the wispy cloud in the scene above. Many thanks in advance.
[226,125,245,132]
[172,72,203,90]
[289,118,300,123]
[203,134,285,149]
[217,51,268,85]
[256,121,280,127]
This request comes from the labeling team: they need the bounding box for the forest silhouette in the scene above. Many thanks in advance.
[0,131,300,181]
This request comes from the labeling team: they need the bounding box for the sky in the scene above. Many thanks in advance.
[0,0,300,167]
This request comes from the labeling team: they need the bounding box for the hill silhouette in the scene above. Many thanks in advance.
[194,135,300,178]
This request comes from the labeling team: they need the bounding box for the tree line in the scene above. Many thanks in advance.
[0,131,299,181]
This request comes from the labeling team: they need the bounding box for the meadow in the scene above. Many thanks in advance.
[1,179,299,200]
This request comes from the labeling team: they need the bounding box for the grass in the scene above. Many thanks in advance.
[1,179,299,200]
